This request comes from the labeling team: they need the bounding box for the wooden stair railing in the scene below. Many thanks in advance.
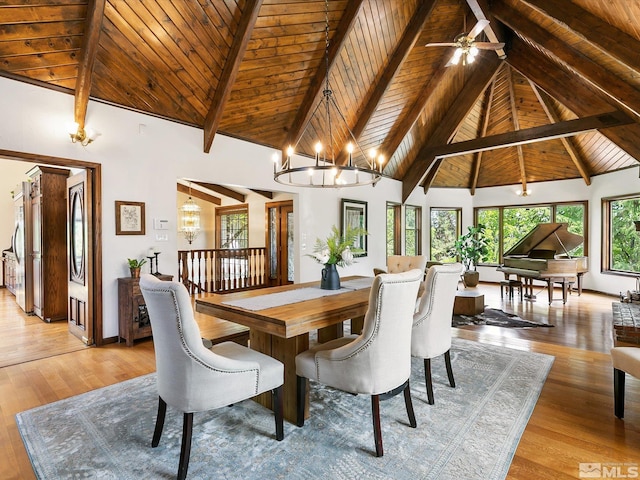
[178,248,267,294]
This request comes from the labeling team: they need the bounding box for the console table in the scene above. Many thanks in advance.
[118,274,173,346]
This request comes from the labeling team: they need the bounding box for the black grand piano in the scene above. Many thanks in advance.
[496,223,588,304]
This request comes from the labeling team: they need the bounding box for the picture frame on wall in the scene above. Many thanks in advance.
[115,201,145,235]
[341,198,367,257]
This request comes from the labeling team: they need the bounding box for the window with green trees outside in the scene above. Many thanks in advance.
[430,208,460,262]
[605,196,640,273]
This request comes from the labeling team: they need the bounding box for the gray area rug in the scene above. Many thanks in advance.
[16,338,553,480]
[453,308,555,328]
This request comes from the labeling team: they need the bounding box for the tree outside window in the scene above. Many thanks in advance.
[606,196,640,273]
[405,205,422,256]
[216,205,248,249]
[430,208,460,262]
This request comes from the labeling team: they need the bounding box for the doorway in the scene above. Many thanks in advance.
[0,149,102,366]
[266,200,294,286]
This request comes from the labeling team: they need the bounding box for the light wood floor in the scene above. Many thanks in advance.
[0,284,639,479]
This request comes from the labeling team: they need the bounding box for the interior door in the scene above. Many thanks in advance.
[266,201,294,286]
[67,171,93,344]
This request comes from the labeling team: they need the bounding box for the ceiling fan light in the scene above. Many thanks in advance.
[466,54,475,64]
[451,48,463,65]
[469,46,479,56]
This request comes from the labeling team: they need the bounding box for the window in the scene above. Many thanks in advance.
[405,205,422,255]
[503,206,551,252]
[603,195,640,274]
[473,201,587,265]
[430,208,460,262]
[386,203,401,256]
[477,208,499,264]
[216,204,248,249]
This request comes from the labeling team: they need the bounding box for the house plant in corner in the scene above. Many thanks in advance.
[309,225,367,290]
[453,224,488,288]
[127,258,147,278]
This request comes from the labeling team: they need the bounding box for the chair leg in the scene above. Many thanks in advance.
[614,368,626,419]
[424,358,434,405]
[177,412,193,480]
[444,350,456,388]
[151,396,167,447]
[371,395,383,457]
[273,385,284,440]
[296,375,306,427]
[403,381,417,428]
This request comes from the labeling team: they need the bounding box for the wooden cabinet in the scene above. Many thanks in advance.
[3,253,16,294]
[118,275,173,346]
[27,166,70,322]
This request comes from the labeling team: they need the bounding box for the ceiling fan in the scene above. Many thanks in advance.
[426,19,505,66]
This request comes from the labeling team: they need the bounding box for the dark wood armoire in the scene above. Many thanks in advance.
[27,165,70,322]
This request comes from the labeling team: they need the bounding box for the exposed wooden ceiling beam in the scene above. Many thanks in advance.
[74,0,106,128]
[522,0,640,74]
[506,65,527,195]
[470,77,497,195]
[402,55,503,201]
[249,189,273,199]
[285,0,365,148]
[465,0,506,59]
[417,110,633,159]
[493,0,640,121]
[335,0,438,167]
[506,36,640,162]
[203,0,263,153]
[529,81,592,185]
[177,183,221,206]
[193,182,245,203]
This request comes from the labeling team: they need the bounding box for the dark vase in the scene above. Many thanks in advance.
[320,263,341,290]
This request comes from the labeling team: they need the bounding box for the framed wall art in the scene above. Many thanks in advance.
[115,201,145,235]
[341,198,367,256]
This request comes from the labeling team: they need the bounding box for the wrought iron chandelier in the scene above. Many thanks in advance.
[179,183,201,244]
[272,0,383,188]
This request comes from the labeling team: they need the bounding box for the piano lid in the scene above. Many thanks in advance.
[504,223,584,257]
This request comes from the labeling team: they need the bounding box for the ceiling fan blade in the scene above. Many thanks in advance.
[467,19,490,39]
[474,42,506,50]
[425,42,458,47]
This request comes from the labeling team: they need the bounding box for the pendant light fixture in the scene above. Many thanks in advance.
[180,182,201,244]
[272,0,383,188]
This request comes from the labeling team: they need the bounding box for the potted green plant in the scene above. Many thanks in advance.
[452,224,488,288]
[308,225,367,290]
[127,258,147,278]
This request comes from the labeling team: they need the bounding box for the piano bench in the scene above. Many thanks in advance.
[500,280,523,301]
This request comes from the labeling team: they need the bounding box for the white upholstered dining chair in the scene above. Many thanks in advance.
[139,274,284,480]
[411,263,464,405]
[611,346,640,419]
[295,269,423,457]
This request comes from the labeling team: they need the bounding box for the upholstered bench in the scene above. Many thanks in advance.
[500,279,523,301]
[611,346,640,419]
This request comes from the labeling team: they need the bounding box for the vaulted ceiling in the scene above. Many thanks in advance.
[1,0,639,201]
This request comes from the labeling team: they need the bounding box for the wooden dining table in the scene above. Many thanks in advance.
[195,276,372,423]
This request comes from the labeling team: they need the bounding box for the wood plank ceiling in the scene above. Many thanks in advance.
[1,0,639,201]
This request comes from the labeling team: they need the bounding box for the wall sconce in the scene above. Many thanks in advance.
[68,122,98,146]
[516,189,531,197]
